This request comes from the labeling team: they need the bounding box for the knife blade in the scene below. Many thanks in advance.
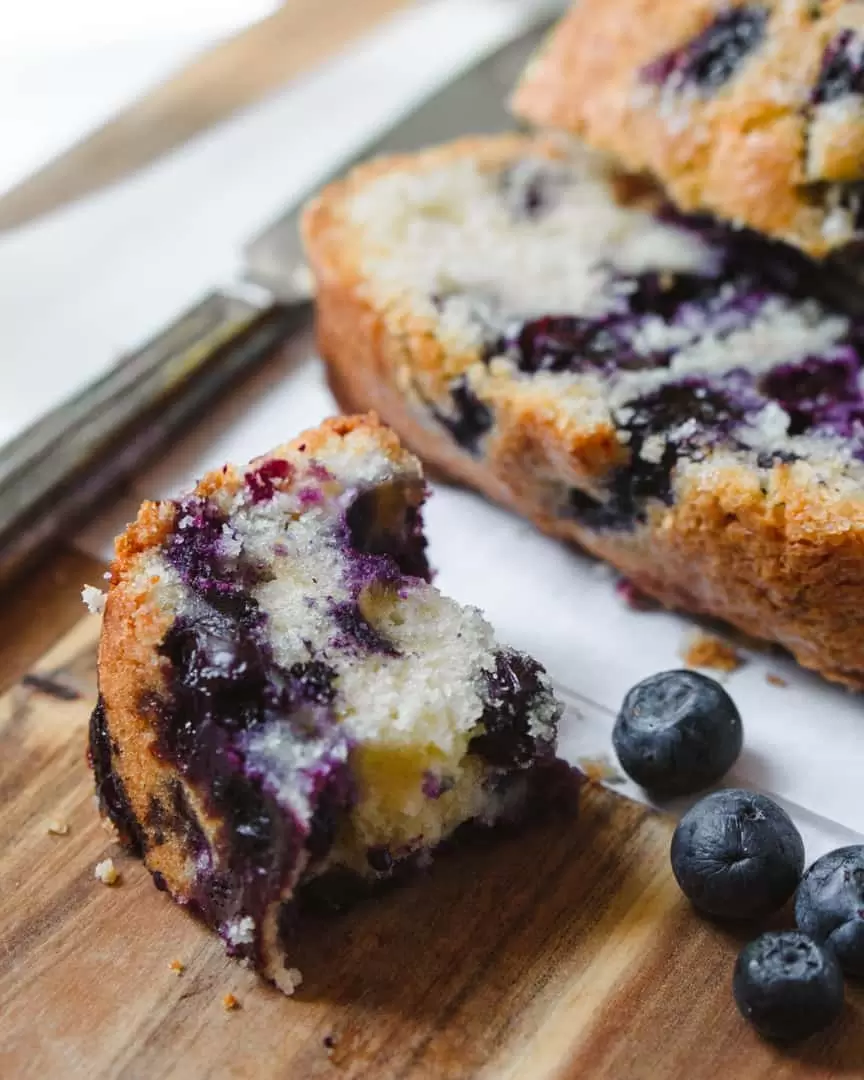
[243,18,553,298]
[0,16,554,588]
[0,290,310,590]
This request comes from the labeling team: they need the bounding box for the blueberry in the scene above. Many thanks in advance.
[330,600,398,655]
[759,350,863,438]
[671,789,804,919]
[469,649,559,769]
[245,458,293,503]
[429,375,493,456]
[613,670,742,795]
[733,931,844,1042]
[795,845,864,977]
[812,30,864,106]
[498,163,559,219]
[641,7,768,94]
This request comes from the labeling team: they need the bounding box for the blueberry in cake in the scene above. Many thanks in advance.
[303,135,864,688]
[512,0,864,257]
[90,415,566,993]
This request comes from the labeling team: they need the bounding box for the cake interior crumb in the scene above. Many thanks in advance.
[766,672,788,688]
[169,959,185,975]
[681,631,743,673]
[81,584,107,614]
[94,857,120,886]
[46,820,69,836]
[222,993,241,1011]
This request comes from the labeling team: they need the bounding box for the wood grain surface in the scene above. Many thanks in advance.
[1,3,862,1074]
[0,0,411,232]
[1,614,862,1079]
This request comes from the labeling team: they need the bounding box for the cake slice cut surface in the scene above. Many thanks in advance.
[91,415,567,993]
[302,135,864,688]
[512,0,864,258]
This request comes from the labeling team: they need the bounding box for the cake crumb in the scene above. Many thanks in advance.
[766,672,788,688]
[100,817,121,842]
[169,959,185,975]
[274,966,304,996]
[681,631,743,673]
[222,993,241,1011]
[225,915,255,946]
[94,858,120,886]
[81,584,106,614]
[46,820,69,836]
[577,755,626,786]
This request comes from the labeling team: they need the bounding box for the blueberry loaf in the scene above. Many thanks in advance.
[302,136,864,689]
[90,415,566,993]
[512,0,864,258]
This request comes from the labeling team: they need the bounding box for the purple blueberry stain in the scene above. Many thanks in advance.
[148,496,360,965]
[151,594,355,966]
[344,485,430,582]
[499,162,562,220]
[812,29,864,106]
[165,496,240,600]
[88,696,146,855]
[501,312,668,377]
[289,660,338,706]
[298,487,324,507]
[307,461,333,483]
[245,458,294,503]
[366,846,394,874]
[567,379,755,530]
[760,348,864,439]
[641,6,768,94]
[429,375,493,456]
[422,771,456,799]
[330,600,398,656]
[469,649,559,770]
[493,262,779,382]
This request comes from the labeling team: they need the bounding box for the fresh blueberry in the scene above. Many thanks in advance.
[733,931,844,1042]
[613,670,742,795]
[795,845,864,977]
[671,789,805,919]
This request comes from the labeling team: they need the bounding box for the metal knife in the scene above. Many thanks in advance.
[0,18,552,589]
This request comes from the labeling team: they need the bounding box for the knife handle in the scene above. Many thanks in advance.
[0,289,311,589]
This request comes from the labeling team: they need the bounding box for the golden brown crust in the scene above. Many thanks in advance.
[512,0,864,258]
[303,139,864,690]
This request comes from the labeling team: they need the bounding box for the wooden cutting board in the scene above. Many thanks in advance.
[1,615,862,1079]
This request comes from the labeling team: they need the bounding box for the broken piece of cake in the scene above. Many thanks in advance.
[512,0,864,257]
[89,415,568,994]
[302,135,864,688]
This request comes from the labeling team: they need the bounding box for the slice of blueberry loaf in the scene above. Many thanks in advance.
[512,0,864,258]
[90,415,566,993]
[302,135,864,689]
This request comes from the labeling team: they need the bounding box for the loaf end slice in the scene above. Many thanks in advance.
[303,136,864,688]
[90,413,570,993]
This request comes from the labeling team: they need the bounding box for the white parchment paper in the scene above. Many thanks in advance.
[77,335,864,861]
[1,0,859,859]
